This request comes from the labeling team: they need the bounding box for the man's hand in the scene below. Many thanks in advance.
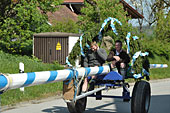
[91,45,98,52]
[113,56,120,61]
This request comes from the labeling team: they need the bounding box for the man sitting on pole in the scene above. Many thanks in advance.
[82,41,107,92]
[107,40,130,79]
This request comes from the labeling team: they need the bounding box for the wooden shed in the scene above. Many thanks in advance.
[33,32,81,64]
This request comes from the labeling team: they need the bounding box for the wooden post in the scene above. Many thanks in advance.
[19,62,25,92]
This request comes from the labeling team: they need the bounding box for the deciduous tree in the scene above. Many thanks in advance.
[0,0,63,55]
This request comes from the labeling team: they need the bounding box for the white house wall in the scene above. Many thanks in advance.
[68,36,79,54]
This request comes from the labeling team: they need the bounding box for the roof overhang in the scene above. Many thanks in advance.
[34,32,82,38]
[120,0,144,19]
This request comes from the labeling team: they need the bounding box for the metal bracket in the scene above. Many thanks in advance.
[122,83,131,100]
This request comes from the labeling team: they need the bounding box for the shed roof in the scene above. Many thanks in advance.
[34,32,82,38]
[64,0,84,4]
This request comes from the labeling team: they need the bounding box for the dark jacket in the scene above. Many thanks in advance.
[84,48,107,67]
[107,49,130,64]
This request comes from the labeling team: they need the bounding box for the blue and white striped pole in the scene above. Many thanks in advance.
[150,64,168,69]
[0,66,110,93]
[0,64,168,93]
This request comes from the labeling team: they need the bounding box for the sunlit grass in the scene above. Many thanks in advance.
[0,51,64,106]
[149,55,170,79]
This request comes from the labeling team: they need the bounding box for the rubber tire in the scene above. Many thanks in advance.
[131,81,151,113]
[67,97,87,113]
[67,81,87,113]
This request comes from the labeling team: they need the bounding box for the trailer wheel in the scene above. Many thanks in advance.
[67,81,87,113]
[67,96,87,113]
[131,81,151,113]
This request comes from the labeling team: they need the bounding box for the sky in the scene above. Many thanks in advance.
[125,0,151,26]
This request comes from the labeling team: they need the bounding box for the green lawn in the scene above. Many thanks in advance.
[149,55,170,79]
[0,51,64,106]
[0,51,63,73]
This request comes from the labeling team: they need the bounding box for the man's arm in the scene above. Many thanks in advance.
[107,51,115,62]
[96,48,107,61]
[83,52,89,67]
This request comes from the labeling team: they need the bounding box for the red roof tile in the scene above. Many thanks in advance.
[48,0,144,24]
[47,5,78,23]
[63,0,143,18]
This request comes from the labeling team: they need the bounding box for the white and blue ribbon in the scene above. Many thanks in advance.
[133,36,139,40]
[131,51,142,66]
[133,73,142,79]
[142,68,150,76]
[140,52,149,56]
[110,22,118,35]
[131,51,150,79]
[126,33,139,54]
[98,17,122,40]
[110,18,122,35]
[66,57,72,67]
[131,51,149,66]
[133,68,150,79]
[80,34,85,57]
[85,43,90,49]
[126,32,131,54]
[113,18,122,26]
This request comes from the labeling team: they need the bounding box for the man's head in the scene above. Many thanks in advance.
[90,41,98,51]
[115,40,122,52]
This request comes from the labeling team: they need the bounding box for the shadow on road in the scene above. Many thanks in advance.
[42,106,67,113]
[115,94,170,113]
[42,95,170,113]
[149,95,170,113]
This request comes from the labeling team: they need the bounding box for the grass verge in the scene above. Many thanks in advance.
[0,51,64,106]
[149,55,170,79]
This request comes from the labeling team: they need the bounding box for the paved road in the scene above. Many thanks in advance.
[2,79,170,113]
